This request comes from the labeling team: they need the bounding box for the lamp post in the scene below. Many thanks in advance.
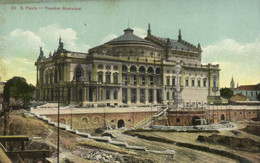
[55,60,60,163]
[57,87,60,163]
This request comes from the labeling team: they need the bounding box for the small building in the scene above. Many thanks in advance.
[233,84,260,101]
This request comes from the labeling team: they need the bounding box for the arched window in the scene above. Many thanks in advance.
[130,66,137,72]
[122,65,128,72]
[156,68,161,74]
[94,117,100,124]
[203,78,207,87]
[139,66,145,73]
[75,67,82,81]
[148,67,154,74]
[81,118,88,124]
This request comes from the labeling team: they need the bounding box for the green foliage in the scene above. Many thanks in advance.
[257,93,260,101]
[3,76,35,109]
[220,88,233,99]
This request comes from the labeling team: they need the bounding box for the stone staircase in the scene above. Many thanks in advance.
[135,105,169,128]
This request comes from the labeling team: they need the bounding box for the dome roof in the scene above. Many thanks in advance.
[105,28,150,45]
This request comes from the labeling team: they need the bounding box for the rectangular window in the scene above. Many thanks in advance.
[149,89,153,103]
[122,88,127,103]
[213,80,216,87]
[167,78,170,86]
[134,75,137,85]
[203,80,206,87]
[192,80,195,86]
[114,90,118,100]
[106,90,110,100]
[186,79,189,86]
[198,80,201,87]
[167,92,169,100]
[140,75,145,85]
[98,74,103,83]
[113,75,118,84]
[106,74,111,83]
[172,78,175,86]
[172,92,175,100]
[131,89,136,103]
[149,76,153,86]
[140,89,145,103]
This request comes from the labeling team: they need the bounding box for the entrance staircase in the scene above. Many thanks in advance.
[135,105,169,129]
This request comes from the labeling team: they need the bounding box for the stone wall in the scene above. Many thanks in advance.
[44,111,155,132]
[205,106,259,124]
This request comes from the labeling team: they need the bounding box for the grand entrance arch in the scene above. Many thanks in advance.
[192,116,201,125]
[117,119,125,128]
[221,114,225,120]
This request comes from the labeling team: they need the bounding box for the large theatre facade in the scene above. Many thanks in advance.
[35,25,220,108]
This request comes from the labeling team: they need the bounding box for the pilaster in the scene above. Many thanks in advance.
[127,88,131,104]
[145,88,149,104]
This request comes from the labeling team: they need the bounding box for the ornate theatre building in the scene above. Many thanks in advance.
[35,25,220,108]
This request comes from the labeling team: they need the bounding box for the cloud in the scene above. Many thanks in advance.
[202,39,260,87]
[101,34,118,44]
[39,24,91,52]
[2,24,93,84]
[6,29,45,59]
[132,27,146,38]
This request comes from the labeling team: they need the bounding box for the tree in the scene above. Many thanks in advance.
[257,93,260,101]
[220,88,233,99]
[3,76,35,109]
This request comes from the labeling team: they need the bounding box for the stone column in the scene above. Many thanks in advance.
[145,89,148,104]
[70,87,73,103]
[127,88,131,104]
[145,73,148,86]
[136,72,140,86]
[110,89,114,101]
[64,87,68,105]
[99,87,102,101]
[83,87,87,102]
[174,61,183,109]
[136,88,140,104]
[153,74,156,87]
[102,88,106,101]
[153,89,157,104]
[86,87,89,101]
[118,87,122,104]
[127,71,130,86]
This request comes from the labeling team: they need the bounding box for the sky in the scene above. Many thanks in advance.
[0,0,259,87]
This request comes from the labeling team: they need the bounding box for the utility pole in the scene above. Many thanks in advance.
[55,59,60,163]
